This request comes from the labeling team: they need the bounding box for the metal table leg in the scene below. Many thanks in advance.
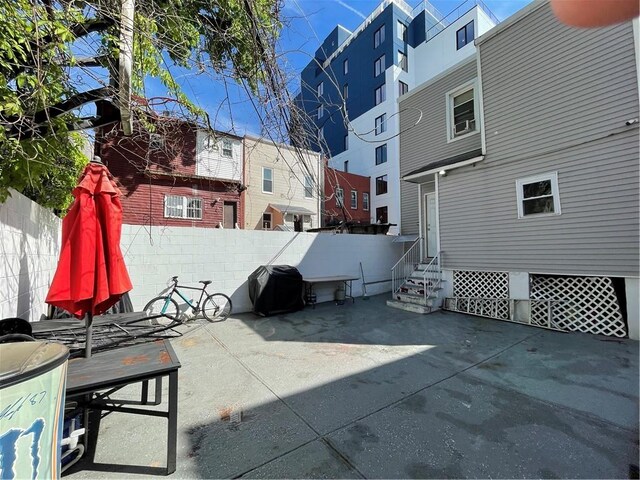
[167,371,178,475]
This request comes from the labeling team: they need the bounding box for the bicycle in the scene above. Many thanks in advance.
[143,276,232,324]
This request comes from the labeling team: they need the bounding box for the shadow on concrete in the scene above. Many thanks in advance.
[178,300,639,479]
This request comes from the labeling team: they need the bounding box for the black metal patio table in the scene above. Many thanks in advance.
[66,339,181,475]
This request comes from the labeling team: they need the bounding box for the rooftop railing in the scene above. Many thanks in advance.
[425,0,500,42]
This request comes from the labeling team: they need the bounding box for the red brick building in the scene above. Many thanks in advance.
[323,166,371,226]
[99,117,244,229]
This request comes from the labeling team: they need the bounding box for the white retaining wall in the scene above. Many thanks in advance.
[0,190,62,321]
[120,225,404,314]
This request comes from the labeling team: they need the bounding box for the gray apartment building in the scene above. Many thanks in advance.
[393,0,639,339]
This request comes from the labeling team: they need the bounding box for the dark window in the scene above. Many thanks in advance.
[399,81,409,96]
[262,213,272,229]
[376,175,388,195]
[350,190,357,209]
[375,114,386,135]
[375,144,387,165]
[398,51,407,72]
[376,206,388,223]
[336,187,344,207]
[343,83,348,100]
[374,25,385,48]
[522,180,554,215]
[363,193,370,211]
[344,160,349,173]
[374,84,386,105]
[456,20,474,50]
[374,55,385,77]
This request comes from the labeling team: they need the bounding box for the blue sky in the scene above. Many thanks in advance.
[145,0,532,137]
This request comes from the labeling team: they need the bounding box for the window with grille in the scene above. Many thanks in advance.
[350,190,357,209]
[374,84,386,105]
[516,172,561,218]
[263,167,273,193]
[376,175,388,195]
[164,195,202,220]
[336,187,344,207]
[374,25,385,48]
[375,144,387,165]
[304,175,313,198]
[222,139,232,157]
[399,81,409,96]
[375,114,386,135]
[374,55,385,77]
[398,51,407,72]
[456,20,474,50]
[363,192,370,211]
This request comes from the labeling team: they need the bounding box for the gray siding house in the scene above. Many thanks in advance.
[395,0,639,339]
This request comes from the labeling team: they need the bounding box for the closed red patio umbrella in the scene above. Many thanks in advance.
[46,157,132,357]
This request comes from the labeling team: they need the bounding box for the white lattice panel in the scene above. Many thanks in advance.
[445,297,510,320]
[453,270,509,299]
[530,275,626,337]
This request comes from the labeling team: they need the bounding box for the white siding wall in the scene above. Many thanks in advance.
[0,191,62,321]
[120,226,403,313]
[195,132,243,181]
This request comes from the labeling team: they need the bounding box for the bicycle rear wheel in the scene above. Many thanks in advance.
[143,296,180,325]
[202,293,232,322]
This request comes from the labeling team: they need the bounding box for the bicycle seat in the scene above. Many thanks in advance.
[199,280,212,285]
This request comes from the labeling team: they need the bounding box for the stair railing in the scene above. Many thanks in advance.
[421,251,441,304]
[391,237,422,296]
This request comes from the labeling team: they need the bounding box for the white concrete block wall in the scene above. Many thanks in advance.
[120,225,404,314]
[0,190,62,321]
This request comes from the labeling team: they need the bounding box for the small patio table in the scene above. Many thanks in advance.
[66,339,181,475]
[303,275,359,307]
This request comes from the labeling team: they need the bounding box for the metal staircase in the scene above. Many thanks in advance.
[387,238,443,314]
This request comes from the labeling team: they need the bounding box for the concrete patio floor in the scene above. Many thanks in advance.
[66,294,639,479]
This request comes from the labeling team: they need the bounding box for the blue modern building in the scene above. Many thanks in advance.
[295,0,499,234]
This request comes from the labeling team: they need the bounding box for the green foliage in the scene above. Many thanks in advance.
[0,0,280,211]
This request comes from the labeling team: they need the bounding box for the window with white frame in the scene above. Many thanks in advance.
[317,82,324,97]
[375,114,386,135]
[317,104,324,119]
[374,55,385,77]
[350,190,357,209]
[343,58,348,74]
[398,51,407,72]
[262,212,272,229]
[262,167,273,193]
[447,83,477,141]
[516,172,561,218]
[397,21,407,41]
[374,24,385,48]
[374,84,386,105]
[149,133,164,150]
[363,192,370,211]
[221,138,233,157]
[304,175,313,198]
[336,187,344,207]
[164,195,202,220]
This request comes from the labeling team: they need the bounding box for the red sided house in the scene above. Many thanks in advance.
[99,116,244,229]
[323,166,371,226]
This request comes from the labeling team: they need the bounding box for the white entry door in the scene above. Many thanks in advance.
[424,193,438,257]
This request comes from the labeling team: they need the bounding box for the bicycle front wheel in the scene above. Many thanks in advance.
[143,296,180,325]
[202,293,232,322]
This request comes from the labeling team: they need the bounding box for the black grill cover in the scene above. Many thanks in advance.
[248,265,304,316]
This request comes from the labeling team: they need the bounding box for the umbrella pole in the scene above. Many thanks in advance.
[85,312,93,358]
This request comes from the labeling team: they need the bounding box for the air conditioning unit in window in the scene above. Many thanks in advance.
[454,120,474,136]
